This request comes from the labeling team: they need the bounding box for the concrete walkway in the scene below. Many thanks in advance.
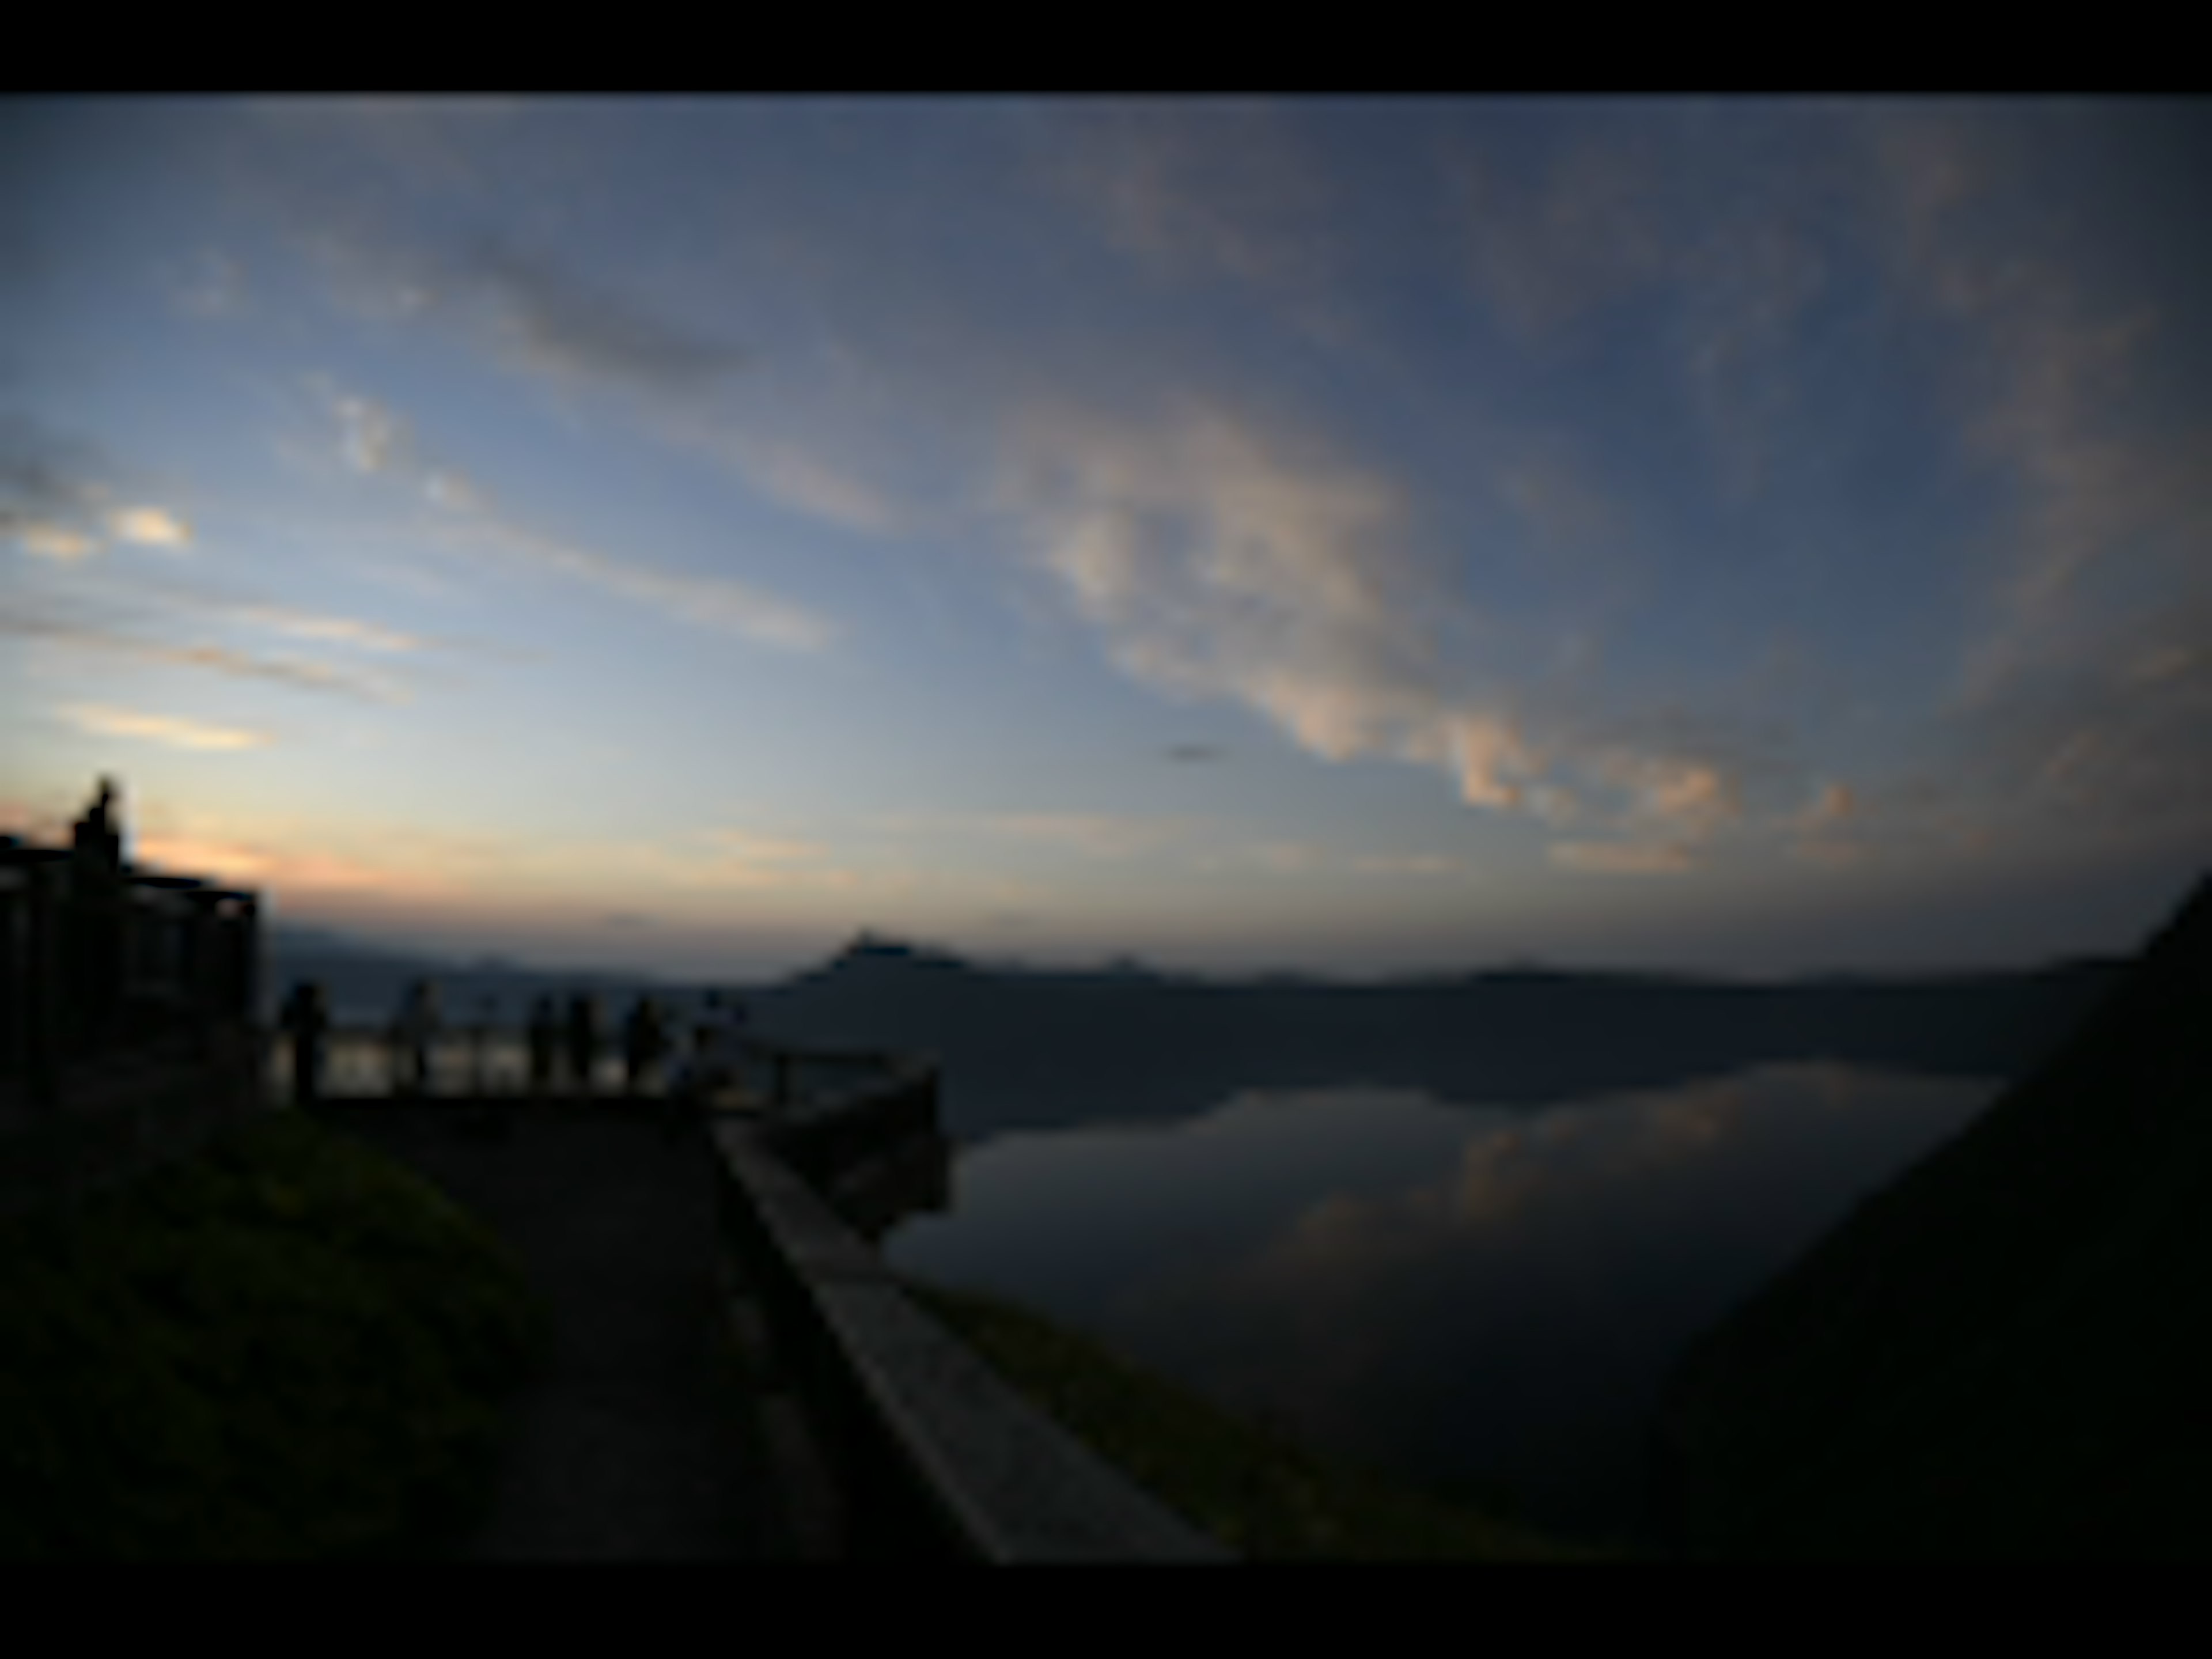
[316,1099,796,1560]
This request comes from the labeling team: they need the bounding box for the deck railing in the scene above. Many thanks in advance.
[1,838,259,1108]
[0,836,264,1213]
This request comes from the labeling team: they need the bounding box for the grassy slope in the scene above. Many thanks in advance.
[0,1109,550,1559]
[899,1275,1614,1559]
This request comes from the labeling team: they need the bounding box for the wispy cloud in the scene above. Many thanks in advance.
[1791,781,1855,835]
[997,395,1791,859]
[474,519,836,652]
[707,430,903,535]
[999,397,1544,812]
[306,376,836,652]
[2,601,409,703]
[60,703,271,752]
[296,203,748,407]
[457,232,749,400]
[1547,839,1695,876]
[1448,129,1673,345]
[18,522,97,562]
[234,605,422,653]
[984,812,1187,861]
[1044,100,1345,338]
[0,413,109,535]
[166,247,247,319]
[1350,852,1464,878]
[108,505,191,550]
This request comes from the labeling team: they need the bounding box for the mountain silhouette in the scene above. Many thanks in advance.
[748,938,2120,1143]
[1652,868,2212,1558]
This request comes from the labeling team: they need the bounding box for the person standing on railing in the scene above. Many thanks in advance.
[67,775,127,1051]
[279,979,330,1107]
[527,994,559,1095]
[565,991,599,1096]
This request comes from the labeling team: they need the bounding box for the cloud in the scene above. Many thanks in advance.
[1448,130,1673,345]
[304,377,835,652]
[596,828,871,896]
[1490,437,1620,551]
[2127,643,2197,686]
[998,396,1793,861]
[1251,840,1325,874]
[331,390,411,476]
[654,415,907,536]
[985,813,1185,861]
[719,436,900,535]
[1791,781,1855,834]
[1165,742,1222,763]
[999,398,1547,813]
[297,209,748,407]
[167,248,247,319]
[706,829,827,867]
[1611,755,1741,839]
[456,232,750,400]
[60,703,271,752]
[108,505,191,549]
[1046,100,1342,328]
[482,522,835,652]
[1350,853,1464,878]
[0,412,108,533]
[18,522,97,562]
[1790,839,1867,870]
[234,605,422,653]
[1,602,408,703]
[1835,107,2212,848]
[132,833,271,883]
[1547,839,1695,876]
[310,380,471,511]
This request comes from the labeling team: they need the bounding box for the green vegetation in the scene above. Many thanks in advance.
[899,1275,1613,1559]
[0,1110,550,1559]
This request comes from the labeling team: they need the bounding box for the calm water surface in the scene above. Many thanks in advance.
[883,1060,2001,1545]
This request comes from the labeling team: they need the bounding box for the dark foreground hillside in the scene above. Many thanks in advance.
[0,1111,547,1558]
[1654,870,2212,1558]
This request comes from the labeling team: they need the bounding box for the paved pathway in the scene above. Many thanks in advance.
[317,1099,795,1559]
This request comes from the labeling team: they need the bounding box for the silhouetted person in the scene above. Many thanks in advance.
[527,994,559,1094]
[471,994,496,1093]
[279,979,330,1106]
[565,992,599,1094]
[392,979,439,1097]
[67,775,127,1048]
[71,775,123,873]
[701,993,749,1104]
[622,995,668,1096]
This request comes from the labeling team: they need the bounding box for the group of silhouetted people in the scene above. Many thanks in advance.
[275,975,752,1116]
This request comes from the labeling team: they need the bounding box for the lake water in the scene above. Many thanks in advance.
[881,1060,2001,1547]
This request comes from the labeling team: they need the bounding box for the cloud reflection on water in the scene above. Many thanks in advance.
[885,1060,1997,1543]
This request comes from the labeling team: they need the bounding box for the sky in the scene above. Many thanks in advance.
[3,96,2209,981]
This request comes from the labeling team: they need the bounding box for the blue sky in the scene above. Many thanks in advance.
[4,96,2208,979]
